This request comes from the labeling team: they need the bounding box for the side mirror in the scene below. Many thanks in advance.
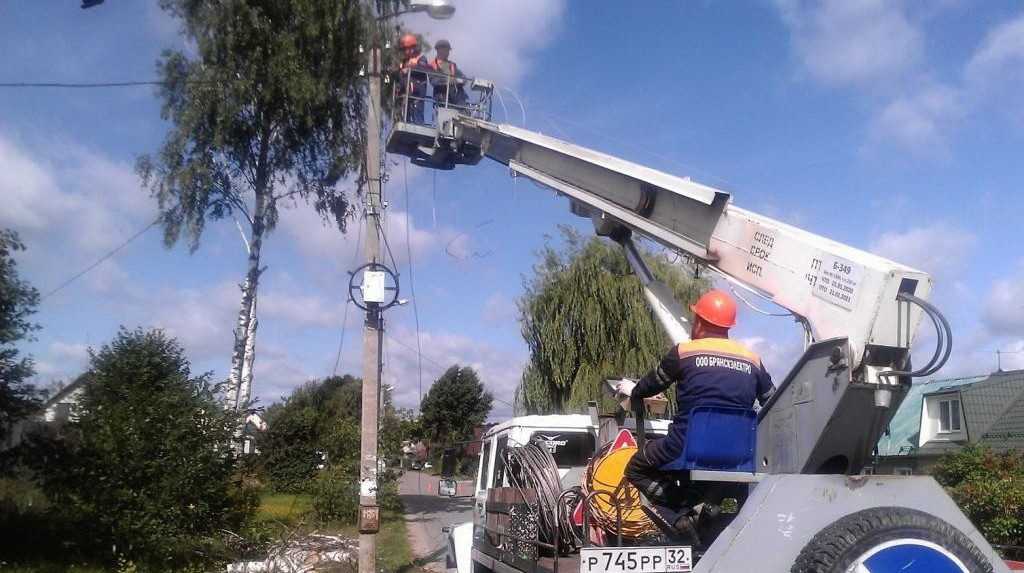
[438,478,458,497]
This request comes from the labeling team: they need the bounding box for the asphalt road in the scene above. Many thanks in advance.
[400,470,475,572]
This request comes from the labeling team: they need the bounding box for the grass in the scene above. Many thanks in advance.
[335,511,416,573]
[2,484,420,573]
[256,492,313,525]
[253,493,419,572]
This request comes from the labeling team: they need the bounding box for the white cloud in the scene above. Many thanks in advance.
[983,266,1024,337]
[965,13,1024,89]
[146,282,240,363]
[402,0,566,88]
[279,199,493,285]
[869,224,975,279]
[773,0,923,88]
[259,289,343,329]
[869,83,964,154]
[0,134,152,254]
[383,326,525,419]
[738,335,804,379]
[965,12,1024,122]
[482,292,517,324]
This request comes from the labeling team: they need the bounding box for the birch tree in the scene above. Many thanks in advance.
[138,0,371,409]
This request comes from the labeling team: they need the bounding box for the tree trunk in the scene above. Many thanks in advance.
[228,185,267,412]
[237,290,257,409]
[225,277,250,409]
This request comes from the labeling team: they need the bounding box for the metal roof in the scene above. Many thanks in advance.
[876,369,1024,457]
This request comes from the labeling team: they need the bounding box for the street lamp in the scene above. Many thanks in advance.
[406,0,456,20]
[356,3,454,573]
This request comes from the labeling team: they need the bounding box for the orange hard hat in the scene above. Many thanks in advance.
[399,34,418,49]
[690,289,737,329]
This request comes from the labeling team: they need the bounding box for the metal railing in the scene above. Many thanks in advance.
[391,65,493,126]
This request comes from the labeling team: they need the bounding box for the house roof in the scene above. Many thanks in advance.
[876,369,1024,457]
[42,372,92,408]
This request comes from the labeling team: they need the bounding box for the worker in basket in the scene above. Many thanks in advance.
[397,33,430,124]
[430,39,467,107]
[616,289,775,540]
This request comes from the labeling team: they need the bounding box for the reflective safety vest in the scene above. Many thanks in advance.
[431,58,458,77]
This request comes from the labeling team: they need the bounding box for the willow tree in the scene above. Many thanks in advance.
[516,227,708,414]
[137,0,370,409]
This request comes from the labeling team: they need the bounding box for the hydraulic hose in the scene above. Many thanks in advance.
[880,292,953,379]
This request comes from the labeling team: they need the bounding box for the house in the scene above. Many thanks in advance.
[2,373,92,450]
[873,369,1024,475]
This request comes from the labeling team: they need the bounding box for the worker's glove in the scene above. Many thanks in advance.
[614,379,637,398]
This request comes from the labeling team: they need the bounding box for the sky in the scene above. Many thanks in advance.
[3,1,1024,420]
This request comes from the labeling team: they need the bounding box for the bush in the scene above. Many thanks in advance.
[29,328,257,566]
[311,466,360,523]
[934,445,1024,545]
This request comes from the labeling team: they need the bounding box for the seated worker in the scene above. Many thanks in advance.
[430,39,467,107]
[617,289,775,538]
[398,33,430,123]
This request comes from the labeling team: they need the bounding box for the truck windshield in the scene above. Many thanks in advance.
[530,431,595,468]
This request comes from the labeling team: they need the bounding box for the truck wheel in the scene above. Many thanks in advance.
[791,507,993,573]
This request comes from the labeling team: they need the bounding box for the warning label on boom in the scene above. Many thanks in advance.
[812,254,862,310]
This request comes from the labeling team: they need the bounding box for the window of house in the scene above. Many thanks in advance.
[939,398,962,433]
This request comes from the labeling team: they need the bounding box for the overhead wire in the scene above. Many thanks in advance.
[41,215,161,301]
[383,333,516,411]
[332,215,364,377]
[402,162,425,414]
[498,86,527,127]
[0,80,165,88]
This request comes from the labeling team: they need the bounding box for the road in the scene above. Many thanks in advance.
[399,470,475,572]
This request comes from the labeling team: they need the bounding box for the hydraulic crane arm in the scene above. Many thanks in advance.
[392,115,933,369]
[387,92,950,474]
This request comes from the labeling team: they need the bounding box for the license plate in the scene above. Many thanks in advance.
[580,546,692,573]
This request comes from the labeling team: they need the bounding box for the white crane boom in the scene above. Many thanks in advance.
[386,90,951,475]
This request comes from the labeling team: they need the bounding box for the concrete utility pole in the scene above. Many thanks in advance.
[356,4,454,573]
[358,40,384,573]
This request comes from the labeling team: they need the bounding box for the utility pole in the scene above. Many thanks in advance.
[355,5,454,573]
[358,38,384,573]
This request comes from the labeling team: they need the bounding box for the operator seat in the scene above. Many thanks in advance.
[660,406,757,473]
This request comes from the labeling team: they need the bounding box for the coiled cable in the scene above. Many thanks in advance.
[505,442,583,553]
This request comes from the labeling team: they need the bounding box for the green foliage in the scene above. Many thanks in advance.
[0,229,42,446]
[259,376,406,523]
[31,328,256,566]
[260,375,362,492]
[310,464,359,523]
[420,366,493,447]
[517,226,708,413]
[139,0,373,251]
[934,445,1024,545]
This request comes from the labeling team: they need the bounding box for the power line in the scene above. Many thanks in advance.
[384,333,516,410]
[0,80,223,89]
[332,215,364,377]
[0,81,164,88]
[41,216,161,301]
[403,162,425,414]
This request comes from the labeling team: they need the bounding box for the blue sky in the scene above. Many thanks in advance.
[3,1,1024,418]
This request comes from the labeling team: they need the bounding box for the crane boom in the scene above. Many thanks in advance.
[386,90,949,474]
